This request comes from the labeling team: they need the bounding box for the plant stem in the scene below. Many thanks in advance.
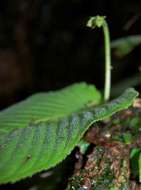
[87,16,112,101]
[103,20,111,101]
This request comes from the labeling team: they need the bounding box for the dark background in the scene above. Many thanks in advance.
[0,0,141,109]
[0,0,141,189]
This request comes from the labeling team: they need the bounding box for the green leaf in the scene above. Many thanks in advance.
[130,149,141,183]
[139,153,141,183]
[123,132,133,144]
[109,188,118,190]
[130,148,140,178]
[111,74,140,97]
[0,83,101,136]
[0,85,138,184]
[130,148,140,159]
[111,35,141,57]
[77,139,90,154]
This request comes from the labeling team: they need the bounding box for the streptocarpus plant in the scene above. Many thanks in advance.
[0,16,139,186]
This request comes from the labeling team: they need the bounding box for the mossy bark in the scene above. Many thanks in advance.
[66,144,130,190]
[66,104,141,190]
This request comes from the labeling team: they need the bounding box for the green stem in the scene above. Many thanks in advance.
[103,20,111,101]
[87,16,112,101]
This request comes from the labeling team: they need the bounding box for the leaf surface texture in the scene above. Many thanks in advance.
[0,83,138,184]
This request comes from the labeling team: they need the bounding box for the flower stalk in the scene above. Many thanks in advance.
[87,16,111,101]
